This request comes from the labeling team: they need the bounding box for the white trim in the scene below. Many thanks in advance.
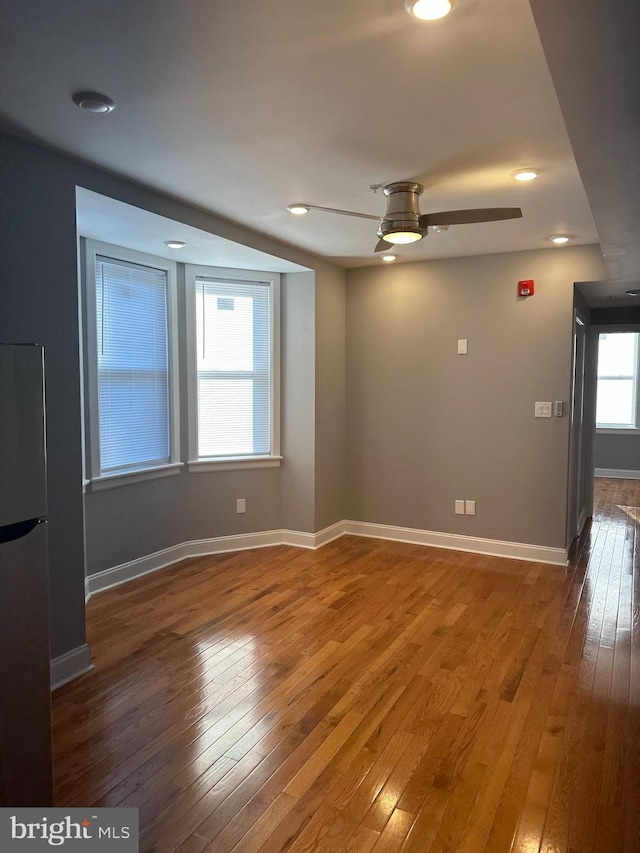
[595,467,640,479]
[90,462,184,491]
[50,644,93,691]
[344,521,567,566]
[187,456,282,473]
[86,519,567,597]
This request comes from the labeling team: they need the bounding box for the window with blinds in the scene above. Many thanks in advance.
[95,255,171,474]
[194,277,272,458]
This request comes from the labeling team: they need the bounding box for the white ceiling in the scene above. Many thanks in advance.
[0,0,598,267]
[76,188,309,273]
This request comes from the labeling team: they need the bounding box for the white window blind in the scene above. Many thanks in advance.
[596,332,640,428]
[195,277,271,458]
[96,256,171,474]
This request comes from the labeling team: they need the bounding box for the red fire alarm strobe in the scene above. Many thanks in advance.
[518,279,534,297]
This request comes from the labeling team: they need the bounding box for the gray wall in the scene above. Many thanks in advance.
[595,433,640,471]
[346,245,607,549]
[281,272,316,533]
[0,137,86,658]
[315,265,347,530]
[0,130,345,659]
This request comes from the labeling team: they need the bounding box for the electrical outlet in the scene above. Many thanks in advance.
[236,498,246,514]
[457,339,468,355]
[455,500,465,515]
[465,500,476,516]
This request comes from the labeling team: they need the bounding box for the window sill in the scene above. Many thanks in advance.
[596,427,640,435]
[188,456,283,473]
[90,462,184,491]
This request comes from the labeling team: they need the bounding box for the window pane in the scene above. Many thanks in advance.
[195,278,271,458]
[598,332,637,377]
[596,378,635,426]
[96,257,170,472]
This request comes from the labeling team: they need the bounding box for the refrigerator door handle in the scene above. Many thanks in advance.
[0,518,44,545]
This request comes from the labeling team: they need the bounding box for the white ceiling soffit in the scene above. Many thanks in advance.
[530,0,640,283]
[75,188,310,273]
[0,0,597,267]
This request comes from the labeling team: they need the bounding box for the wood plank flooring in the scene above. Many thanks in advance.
[53,479,640,852]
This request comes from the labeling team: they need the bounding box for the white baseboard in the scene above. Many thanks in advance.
[595,467,640,480]
[86,525,343,596]
[50,643,93,691]
[343,520,567,566]
[86,518,567,600]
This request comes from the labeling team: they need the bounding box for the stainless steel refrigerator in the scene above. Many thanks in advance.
[0,343,53,806]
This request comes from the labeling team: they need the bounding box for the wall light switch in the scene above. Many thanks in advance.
[236,498,246,514]
[457,339,468,355]
[455,500,465,515]
[465,500,476,516]
[554,401,564,417]
[534,402,553,418]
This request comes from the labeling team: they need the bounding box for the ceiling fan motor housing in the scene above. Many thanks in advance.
[377,182,427,240]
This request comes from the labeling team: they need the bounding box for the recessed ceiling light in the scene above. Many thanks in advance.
[165,240,186,249]
[287,204,310,215]
[382,255,397,262]
[550,235,570,244]
[512,168,540,182]
[626,289,640,297]
[405,0,453,20]
[72,91,115,114]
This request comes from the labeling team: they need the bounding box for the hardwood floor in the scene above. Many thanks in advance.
[53,479,640,852]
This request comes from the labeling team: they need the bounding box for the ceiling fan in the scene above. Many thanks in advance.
[288,182,523,253]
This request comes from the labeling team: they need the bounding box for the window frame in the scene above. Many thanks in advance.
[83,239,182,490]
[184,265,281,472]
[595,326,640,434]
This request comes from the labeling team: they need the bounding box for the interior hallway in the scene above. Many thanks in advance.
[52,478,640,852]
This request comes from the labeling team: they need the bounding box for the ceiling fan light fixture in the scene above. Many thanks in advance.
[384,230,423,245]
[287,204,310,215]
[405,0,453,20]
[512,168,540,182]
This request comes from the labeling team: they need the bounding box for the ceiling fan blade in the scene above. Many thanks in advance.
[374,238,395,253]
[305,204,381,221]
[420,207,523,227]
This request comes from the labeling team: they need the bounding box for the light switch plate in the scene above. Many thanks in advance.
[236,498,246,514]
[554,401,563,417]
[535,402,553,418]
[455,500,465,515]
[465,500,476,516]
[457,339,468,355]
